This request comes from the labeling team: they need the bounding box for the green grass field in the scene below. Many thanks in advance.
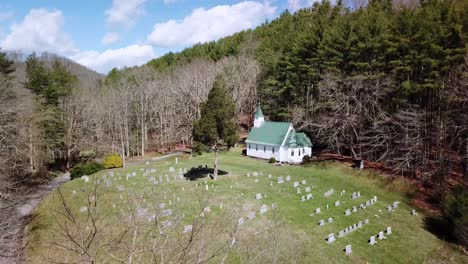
[26,149,467,263]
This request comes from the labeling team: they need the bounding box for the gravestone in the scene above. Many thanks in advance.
[357,191,361,197]
[360,204,365,209]
[253,172,259,177]
[247,172,250,177]
[256,193,263,199]
[203,207,211,213]
[306,193,313,200]
[301,196,306,202]
[132,172,136,176]
[162,220,173,228]
[268,174,272,179]
[150,168,156,173]
[297,188,301,194]
[378,231,385,240]
[293,182,299,188]
[277,177,284,184]
[162,209,172,217]
[364,218,369,224]
[328,217,333,223]
[260,205,268,214]
[345,209,351,216]
[335,201,340,206]
[238,217,245,225]
[319,219,325,226]
[366,200,371,206]
[169,167,175,173]
[369,236,376,245]
[286,176,291,181]
[374,196,378,201]
[183,225,192,233]
[248,212,256,220]
[357,221,363,228]
[387,205,393,212]
[386,226,392,235]
[393,201,399,208]
[345,245,352,255]
[305,187,311,192]
[327,233,335,243]
[411,209,418,216]
[352,206,357,213]
[301,180,307,185]
[254,179,259,183]
[316,208,321,214]
[81,175,89,183]
[338,230,345,237]
[205,185,209,191]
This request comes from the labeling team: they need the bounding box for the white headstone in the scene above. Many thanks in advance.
[319,219,325,226]
[277,176,284,184]
[386,226,392,235]
[378,231,385,240]
[345,209,351,216]
[260,204,268,214]
[238,217,245,225]
[81,175,89,183]
[411,209,418,216]
[286,175,291,181]
[203,207,211,213]
[297,188,301,194]
[327,233,335,243]
[306,193,313,200]
[183,225,192,233]
[345,245,352,255]
[335,201,340,206]
[328,217,333,223]
[369,236,376,245]
[301,180,306,185]
[315,208,321,214]
[248,212,256,220]
[305,187,311,192]
[293,182,299,188]
[255,193,263,200]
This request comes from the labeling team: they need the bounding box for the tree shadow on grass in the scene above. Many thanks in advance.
[423,216,457,243]
[183,165,228,181]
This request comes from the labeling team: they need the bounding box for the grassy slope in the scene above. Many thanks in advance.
[26,149,466,263]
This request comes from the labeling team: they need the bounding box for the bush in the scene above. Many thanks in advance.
[303,155,311,164]
[102,153,123,169]
[443,185,468,247]
[268,157,276,163]
[70,162,104,180]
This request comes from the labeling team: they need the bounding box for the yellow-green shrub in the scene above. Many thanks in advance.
[102,153,123,169]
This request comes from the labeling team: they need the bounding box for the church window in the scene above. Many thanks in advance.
[291,150,294,156]
[264,146,266,152]
[256,145,258,151]
[272,147,275,153]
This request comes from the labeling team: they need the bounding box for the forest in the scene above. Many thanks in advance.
[0,0,467,246]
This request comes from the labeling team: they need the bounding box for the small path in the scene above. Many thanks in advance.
[0,173,70,264]
[126,152,183,167]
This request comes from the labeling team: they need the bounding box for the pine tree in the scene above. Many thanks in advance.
[192,75,238,180]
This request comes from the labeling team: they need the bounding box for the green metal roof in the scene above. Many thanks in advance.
[254,103,264,118]
[294,132,313,147]
[246,121,291,146]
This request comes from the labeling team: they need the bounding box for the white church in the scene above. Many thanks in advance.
[245,104,312,164]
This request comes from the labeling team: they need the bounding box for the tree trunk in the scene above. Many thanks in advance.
[213,145,219,180]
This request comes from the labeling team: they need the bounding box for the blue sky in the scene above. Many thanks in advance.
[0,1,319,73]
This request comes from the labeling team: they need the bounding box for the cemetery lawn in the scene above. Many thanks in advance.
[26,149,467,263]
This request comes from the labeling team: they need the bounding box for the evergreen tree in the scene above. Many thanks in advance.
[192,75,238,180]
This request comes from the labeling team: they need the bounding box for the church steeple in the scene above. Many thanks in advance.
[254,103,265,128]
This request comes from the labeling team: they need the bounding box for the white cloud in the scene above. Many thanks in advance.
[147,1,276,48]
[105,0,147,27]
[102,32,120,45]
[288,0,319,12]
[70,44,155,73]
[0,8,76,54]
